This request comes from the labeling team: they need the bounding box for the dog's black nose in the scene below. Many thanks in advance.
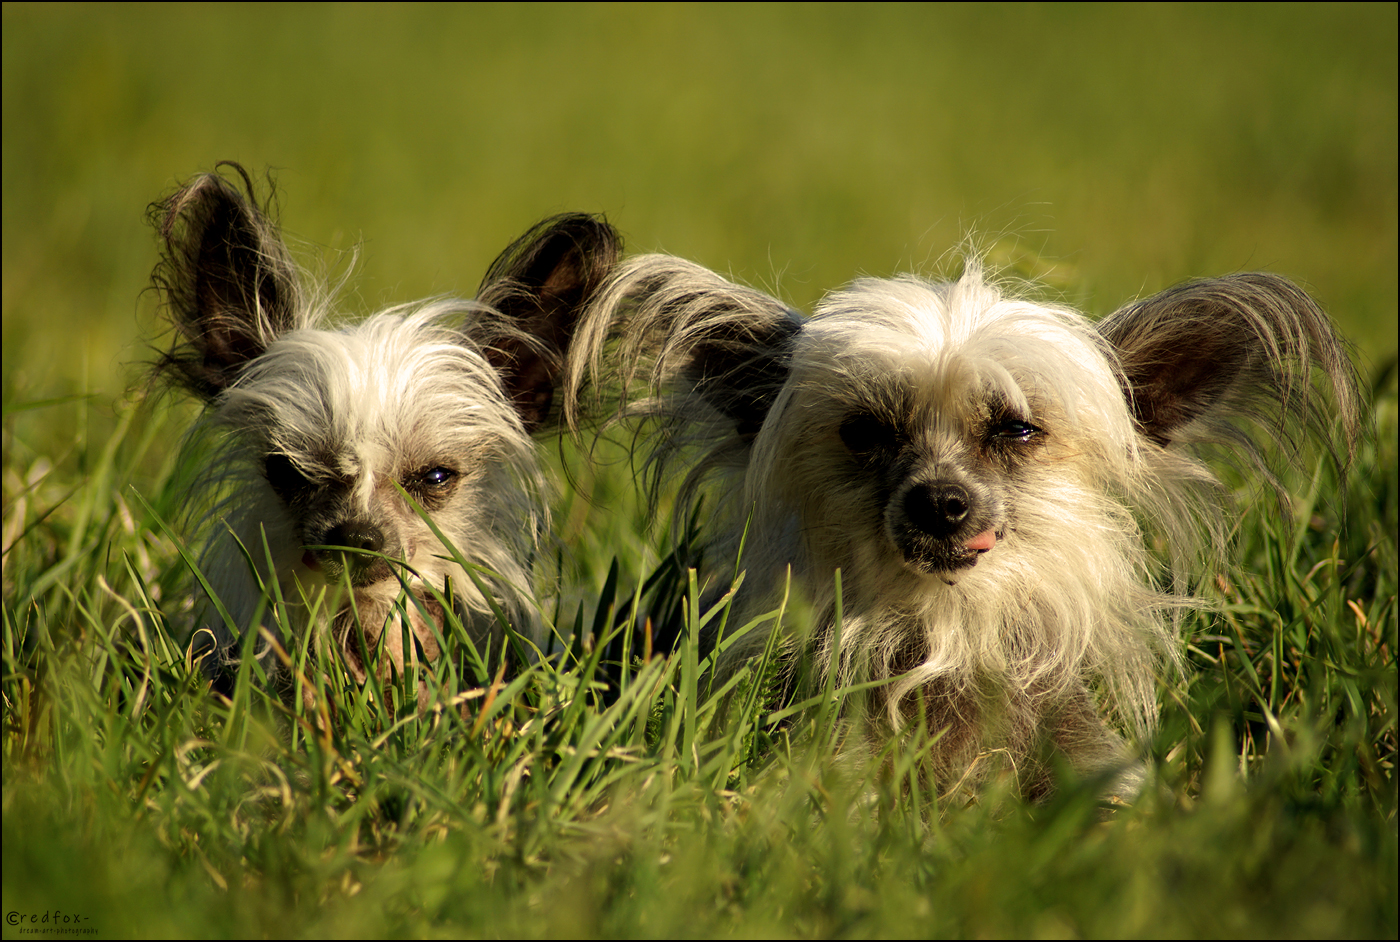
[321,520,388,585]
[903,482,970,539]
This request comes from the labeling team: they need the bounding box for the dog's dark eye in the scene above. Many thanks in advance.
[989,419,1040,442]
[265,453,310,500]
[422,466,457,488]
[404,466,459,493]
[403,466,459,511]
[839,413,899,454]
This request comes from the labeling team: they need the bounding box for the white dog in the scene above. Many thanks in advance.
[572,252,1358,795]
[148,163,618,697]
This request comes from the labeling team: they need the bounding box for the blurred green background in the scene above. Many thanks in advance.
[4,2,1396,444]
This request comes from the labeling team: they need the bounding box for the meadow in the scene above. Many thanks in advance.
[4,5,1395,937]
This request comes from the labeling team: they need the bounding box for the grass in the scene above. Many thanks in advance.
[3,366,1396,937]
[3,4,1396,938]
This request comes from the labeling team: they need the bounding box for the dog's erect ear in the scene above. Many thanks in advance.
[1098,273,1358,465]
[679,306,802,443]
[591,255,802,443]
[476,213,622,431]
[149,162,302,402]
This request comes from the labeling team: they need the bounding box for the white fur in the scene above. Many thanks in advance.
[149,165,618,696]
[194,302,544,682]
[572,252,1357,794]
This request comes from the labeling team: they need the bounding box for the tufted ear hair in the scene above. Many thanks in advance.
[148,162,304,402]
[475,213,622,431]
[584,254,804,443]
[1098,272,1359,474]
[672,301,803,444]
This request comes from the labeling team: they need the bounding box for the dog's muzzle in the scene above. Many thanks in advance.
[888,480,1001,575]
[305,518,397,586]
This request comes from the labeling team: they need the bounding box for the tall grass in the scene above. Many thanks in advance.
[3,5,1395,936]
[3,370,1395,937]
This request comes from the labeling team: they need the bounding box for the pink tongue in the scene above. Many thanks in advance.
[965,530,996,553]
[302,550,320,570]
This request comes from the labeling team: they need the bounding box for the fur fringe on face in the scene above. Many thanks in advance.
[569,252,1359,795]
[148,162,619,696]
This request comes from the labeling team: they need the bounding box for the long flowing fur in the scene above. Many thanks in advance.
[148,163,620,695]
[570,252,1359,794]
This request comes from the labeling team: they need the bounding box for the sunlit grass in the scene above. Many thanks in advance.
[4,4,1396,937]
[3,371,1396,936]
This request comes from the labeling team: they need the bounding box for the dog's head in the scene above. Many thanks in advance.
[584,259,1134,598]
[750,269,1148,594]
[150,163,620,677]
[584,254,1356,683]
[590,254,1355,592]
